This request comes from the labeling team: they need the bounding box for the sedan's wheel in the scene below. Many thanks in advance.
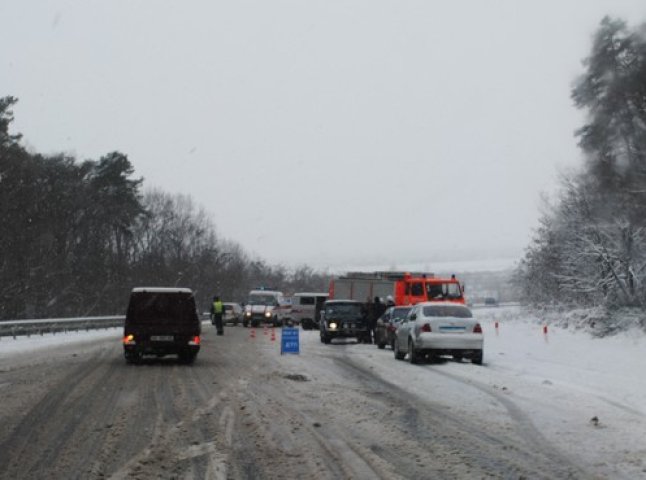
[472,350,483,365]
[408,339,420,364]
[394,340,406,360]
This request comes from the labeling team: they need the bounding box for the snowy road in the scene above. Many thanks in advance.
[1,307,645,479]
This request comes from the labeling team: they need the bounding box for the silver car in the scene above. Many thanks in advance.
[223,302,243,325]
[393,302,483,364]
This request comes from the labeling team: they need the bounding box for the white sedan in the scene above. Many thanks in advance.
[393,302,483,364]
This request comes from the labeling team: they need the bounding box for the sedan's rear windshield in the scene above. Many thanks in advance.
[392,307,412,320]
[127,292,197,324]
[422,305,472,318]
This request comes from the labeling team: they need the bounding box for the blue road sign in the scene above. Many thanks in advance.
[281,327,300,355]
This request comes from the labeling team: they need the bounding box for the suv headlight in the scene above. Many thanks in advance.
[245,311,251,317]
[265,311,272,318]
[329,322,337,330]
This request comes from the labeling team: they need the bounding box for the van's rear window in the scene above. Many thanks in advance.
[127,292,197,324]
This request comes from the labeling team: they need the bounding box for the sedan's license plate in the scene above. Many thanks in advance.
[439,326,466,332]
[151,335,174,341]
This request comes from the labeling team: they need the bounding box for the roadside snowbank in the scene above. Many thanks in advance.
[0,328,121,368]
[520,305,646,337]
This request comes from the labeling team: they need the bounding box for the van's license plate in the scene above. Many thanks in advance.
[151,335,174,341]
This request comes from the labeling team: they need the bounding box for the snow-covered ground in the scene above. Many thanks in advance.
[272,306,646,479]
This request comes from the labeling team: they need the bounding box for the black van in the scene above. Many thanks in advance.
[123,287,201,364]
[319,300,371,344]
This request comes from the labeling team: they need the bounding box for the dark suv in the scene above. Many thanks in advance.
[320,300,370,344]
[123,287,201,364]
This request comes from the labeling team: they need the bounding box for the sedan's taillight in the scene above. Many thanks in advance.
[188,336,201,346]
[421,323,431,333]
[123,334,136,345]
[473,323,483,334]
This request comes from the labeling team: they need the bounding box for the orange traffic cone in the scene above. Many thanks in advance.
[250,328,256,339]
[263,325,268,335]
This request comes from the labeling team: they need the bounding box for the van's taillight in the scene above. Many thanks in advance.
[421,324,431,333]
[473,323,483,334]
[123,334,136,345]
[189,336,200,346]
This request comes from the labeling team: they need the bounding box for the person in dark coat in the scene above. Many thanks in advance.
[211,295,224,335]
[374,296,386,322]
[368,296,385,344]
[364,297,375,344]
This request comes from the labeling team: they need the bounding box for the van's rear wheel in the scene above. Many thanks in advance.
[179,351,197,364]
[124,351,141,364]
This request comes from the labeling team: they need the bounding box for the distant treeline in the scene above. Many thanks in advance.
[516,17,646,314]
[0,97,328,320]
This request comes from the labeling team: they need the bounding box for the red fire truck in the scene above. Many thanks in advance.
[328,271,465,305]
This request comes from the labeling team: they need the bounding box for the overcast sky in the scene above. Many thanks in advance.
[2,1,645,271]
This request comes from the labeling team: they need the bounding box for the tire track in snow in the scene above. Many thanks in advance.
[338,356,587,479]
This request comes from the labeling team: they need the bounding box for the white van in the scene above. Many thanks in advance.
[291,292,329,330]
[243,289,290,327]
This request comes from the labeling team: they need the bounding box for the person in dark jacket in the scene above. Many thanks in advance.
[211,295,224,335]
[367,296,385,344]
[374,296,386,321]
[364,297,375,343]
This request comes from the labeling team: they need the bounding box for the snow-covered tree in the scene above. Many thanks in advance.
[519,17,646,312]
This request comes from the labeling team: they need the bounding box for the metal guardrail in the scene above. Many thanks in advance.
[0,316,125,339]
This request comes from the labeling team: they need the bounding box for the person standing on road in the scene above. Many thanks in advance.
[374,296,386,324]
[370,296,386,344]
[363,297,375,343]
[211,296,224,335]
